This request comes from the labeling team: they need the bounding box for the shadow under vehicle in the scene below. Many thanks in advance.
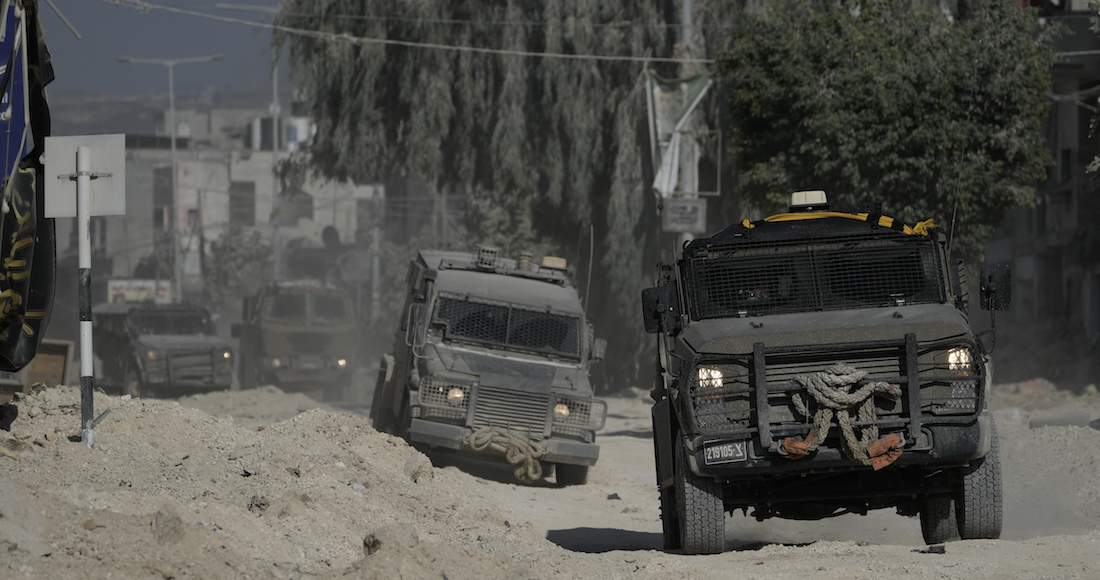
[641,191,1011,554]
[232,281,357,401]
[93,302,234,398]
[371,245,608,486]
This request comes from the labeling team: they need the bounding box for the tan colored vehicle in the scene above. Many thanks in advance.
[232,281,356,401]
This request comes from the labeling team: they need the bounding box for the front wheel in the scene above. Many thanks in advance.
[958,421,1003,539]
[919,494,959,544]
[675,439,725,554]
[555,463,588,486]
[125,365,144,399]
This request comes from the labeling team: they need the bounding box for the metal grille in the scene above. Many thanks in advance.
[434,295,581,357]
[149,349,232,384]
[687,344,981,436]
[472,385,550,437]
[419,376,471,411]
[551,396,594,428]
[288,332,333,354]
[684,234,945,319]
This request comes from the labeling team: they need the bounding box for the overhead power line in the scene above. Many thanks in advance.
[102,0,715,65]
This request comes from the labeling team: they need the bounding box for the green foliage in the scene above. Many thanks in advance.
[718,0,1056,261]
[204,228,273,309]
[273,1,690,390]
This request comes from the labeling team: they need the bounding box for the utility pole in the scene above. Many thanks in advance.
[118,54,223,303]
[271,65,281,282]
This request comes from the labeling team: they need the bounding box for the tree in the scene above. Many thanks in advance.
[717,0,1056,262]
[273,1,702,390]
[204,228,272,309]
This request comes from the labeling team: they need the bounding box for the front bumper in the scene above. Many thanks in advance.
[408,418,601,466]
[687,414,991,478]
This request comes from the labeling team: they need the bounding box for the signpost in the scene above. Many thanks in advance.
[44,134,125,448]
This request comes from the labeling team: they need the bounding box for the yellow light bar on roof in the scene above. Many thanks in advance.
[541,256,567,270]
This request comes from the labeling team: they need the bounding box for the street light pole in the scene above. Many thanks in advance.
[118,54,223,303]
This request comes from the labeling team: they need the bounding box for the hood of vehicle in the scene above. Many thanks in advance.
[421,342,591,394]
[680,303,973,356]
[136,334,233,350]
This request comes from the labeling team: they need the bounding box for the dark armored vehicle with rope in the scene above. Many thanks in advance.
[641,191,1011,554]
[371,245,607,486]
[93,302,234,397]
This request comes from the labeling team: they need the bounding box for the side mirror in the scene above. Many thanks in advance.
[979,263,1012,311]
[590,337,607,362]
[641,284,681,335]
[404,303,428,348]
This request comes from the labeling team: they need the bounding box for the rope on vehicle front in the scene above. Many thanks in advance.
[780,363,905,470]
[464,425,547,483]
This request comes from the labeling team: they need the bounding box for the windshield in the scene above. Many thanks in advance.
[684,233,946,319]
[312,294,349,322]
[270,294,307,321]
[432,293,582,358]
[129,310,213,335]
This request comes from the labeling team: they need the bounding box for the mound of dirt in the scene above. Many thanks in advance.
[0,379,1098,579]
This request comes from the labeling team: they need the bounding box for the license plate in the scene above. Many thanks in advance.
[703,440,747,465]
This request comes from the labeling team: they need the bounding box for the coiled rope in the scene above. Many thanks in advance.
[782,363,904,469]
[464,425,547,483]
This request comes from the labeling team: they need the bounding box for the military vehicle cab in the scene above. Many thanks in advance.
[641,191,1011,554]
[371,245,608,486]
[93,302,234,397]
[232,280,357,401]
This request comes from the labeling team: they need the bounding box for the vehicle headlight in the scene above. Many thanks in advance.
[336,358,348,368]
[271,357,282,368]
[446,387,465,407]
[146,349,159,361]
[220,350,232,360]
[697,367,723,390]
[947,347,971,371]
[552,396,607,431]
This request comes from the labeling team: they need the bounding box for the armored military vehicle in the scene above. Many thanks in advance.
[641,191,1011,554]
[370,245,607,486]
[93,302,234,397]
[232,281,357,401]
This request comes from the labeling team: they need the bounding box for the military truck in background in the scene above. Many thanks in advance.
[641,191,1012,554]
[371,245,608,486]
[93,302,234,397]
[232,281,357,401]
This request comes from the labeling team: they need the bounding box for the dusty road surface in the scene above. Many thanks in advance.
[1,377,1099,579]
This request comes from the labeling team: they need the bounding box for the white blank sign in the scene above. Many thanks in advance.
[43,134,126,218]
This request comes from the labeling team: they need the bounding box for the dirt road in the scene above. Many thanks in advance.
[1,377,1098,579]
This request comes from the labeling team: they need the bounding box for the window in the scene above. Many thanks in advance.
[229,181,256,226]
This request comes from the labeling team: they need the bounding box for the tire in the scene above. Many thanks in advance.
[920,494,960,544]
[125,365,144,399]
[556,463,588,486]
[675,439,725,554]
[958,421,1003,539]
[659,485,682,551]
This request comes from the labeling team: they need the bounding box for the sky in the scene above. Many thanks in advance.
[37,0,286,96]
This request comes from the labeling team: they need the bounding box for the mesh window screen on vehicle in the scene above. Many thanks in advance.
[685,234,945,319]
[434,295,581,357]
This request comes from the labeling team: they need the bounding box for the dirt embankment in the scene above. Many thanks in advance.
[0,377,1098,579]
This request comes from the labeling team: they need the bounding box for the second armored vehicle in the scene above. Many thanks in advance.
[371,245,607,486]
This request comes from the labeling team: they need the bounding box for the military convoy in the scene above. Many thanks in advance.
[370,245,607,486]
[92,302,234,397]
[232,281,357,401]
[641,191,1010,554]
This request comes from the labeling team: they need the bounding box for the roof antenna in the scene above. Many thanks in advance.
[43,0,82,39]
